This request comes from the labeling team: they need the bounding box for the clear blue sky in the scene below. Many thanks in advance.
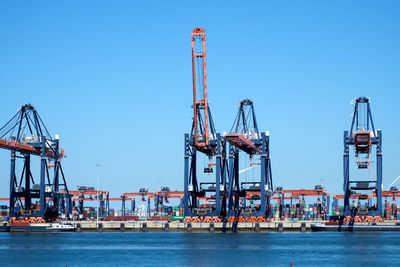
[0,1,399,200]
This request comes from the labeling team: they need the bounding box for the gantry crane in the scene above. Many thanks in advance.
[122,189,154,218]
[0,104,71,220]
[184,28,227,217]
[70,187,110,218]
[154,188,184,215]
[343,97,382,216]
[279,186,330,220]
[224,99,273,217]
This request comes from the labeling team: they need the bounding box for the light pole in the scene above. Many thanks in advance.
[95,164,101,226]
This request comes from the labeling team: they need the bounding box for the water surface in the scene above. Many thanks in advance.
[1,232,399,266]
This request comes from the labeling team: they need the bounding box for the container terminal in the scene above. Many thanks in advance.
[0,28,399,232]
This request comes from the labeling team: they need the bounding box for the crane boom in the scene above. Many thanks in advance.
[191,28,216,154]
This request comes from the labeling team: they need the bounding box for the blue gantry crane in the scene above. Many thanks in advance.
[183,28,227,217]
[224,99,273,217]
[343,97,382,216]
[0,104,72,220]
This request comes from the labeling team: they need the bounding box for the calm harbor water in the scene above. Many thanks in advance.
[1,232,399,266]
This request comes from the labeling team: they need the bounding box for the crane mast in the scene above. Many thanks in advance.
[191,28,216,155]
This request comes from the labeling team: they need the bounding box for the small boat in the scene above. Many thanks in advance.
[47,222,76,232]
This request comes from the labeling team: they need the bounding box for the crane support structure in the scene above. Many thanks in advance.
[0,104,71,220]
[224,99,273,217]
[343,97,382,216]
[184,28,227,217]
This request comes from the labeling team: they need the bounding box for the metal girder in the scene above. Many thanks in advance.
[224,133,260,154]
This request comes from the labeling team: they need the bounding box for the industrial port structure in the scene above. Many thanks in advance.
[343,97,382,217]
[0,28,399,229]
[0,104,72,222]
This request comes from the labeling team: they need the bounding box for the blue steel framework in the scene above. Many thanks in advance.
[343,97,382,216]
[183,28,227,217]
[0,104,71,219]
[224,99,273,217]
[183,134,227,216]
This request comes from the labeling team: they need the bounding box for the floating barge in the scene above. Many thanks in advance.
[311,222,400,232]
[0,222,75,232]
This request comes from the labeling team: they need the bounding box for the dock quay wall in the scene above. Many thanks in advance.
[70,220,321,232]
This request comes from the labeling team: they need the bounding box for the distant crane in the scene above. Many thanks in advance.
[122,189,153,218]
[183,28,228,217]
[277,186,330,220]
[70,187,110,219]
[0,104,72,220]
